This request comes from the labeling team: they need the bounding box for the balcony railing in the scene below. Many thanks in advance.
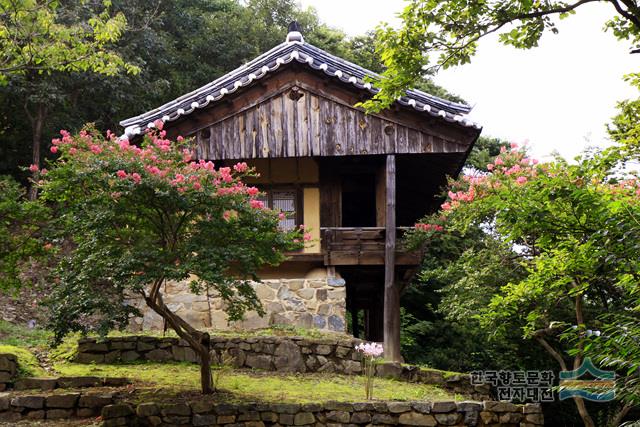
[320,227,421,266]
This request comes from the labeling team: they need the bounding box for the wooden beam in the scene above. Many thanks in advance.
[383,154,401,362]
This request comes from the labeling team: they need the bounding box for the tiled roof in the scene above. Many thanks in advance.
[120,31,480,138]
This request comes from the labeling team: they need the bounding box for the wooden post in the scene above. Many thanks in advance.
[383,154,401,361]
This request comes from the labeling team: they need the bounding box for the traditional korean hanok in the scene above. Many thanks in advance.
[120,23,481,361]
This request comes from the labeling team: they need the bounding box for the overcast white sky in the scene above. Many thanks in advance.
[298,0,638,159]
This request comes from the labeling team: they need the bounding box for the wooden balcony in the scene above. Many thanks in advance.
[320,227,421,266]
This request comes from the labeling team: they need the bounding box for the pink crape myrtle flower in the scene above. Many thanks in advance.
[233,162,249,173]
[414,223,444,232]
[250,200,264,209]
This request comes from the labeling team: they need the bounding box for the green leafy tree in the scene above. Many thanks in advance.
[0,0,139,195]
[0,0,137,80]
[40,124,303,394]
[0,175,49,292]
[399,135,517,372]
[571,314,640,424]
[609,73,640,151]
[465,136,511,172]
[401,226,544,372]
[364,0,640,111]
[406,144,640,426]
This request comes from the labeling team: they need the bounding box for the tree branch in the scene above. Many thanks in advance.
[609,0,640,30]
[534,335,568,371]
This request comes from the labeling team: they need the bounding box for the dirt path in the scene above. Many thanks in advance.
[30,346,56,375]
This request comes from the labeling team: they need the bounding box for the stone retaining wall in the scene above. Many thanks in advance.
[0,354,17,391]
[0,391,115,423]
[11,376,130,391]
[126,277,346,332]
[76,336,492,400]
[76,335,365,372]
[101,400,544,427]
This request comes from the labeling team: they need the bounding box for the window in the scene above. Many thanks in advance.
[257,188,298,230]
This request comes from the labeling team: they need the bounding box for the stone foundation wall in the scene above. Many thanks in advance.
[0,354,17,391]
[75,336,492,400]
[0,391,116,423]
[101,400,544,427]
[127,278,346,332]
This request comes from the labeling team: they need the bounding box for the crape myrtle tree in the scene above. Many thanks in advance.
[397,136,545,373]
[405,145,640,426]
[39,123,305,394]
[362,0,640,112]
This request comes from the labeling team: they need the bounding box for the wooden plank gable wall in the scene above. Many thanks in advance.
[180,69,474,161]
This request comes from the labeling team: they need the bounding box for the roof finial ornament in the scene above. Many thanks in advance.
[286,21,304,43]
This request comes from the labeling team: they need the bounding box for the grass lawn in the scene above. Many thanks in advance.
[106,324,351,340]
[54,361,458,404]
[0,320,52,348]
[0,345,47,377]
[1,320,463,405]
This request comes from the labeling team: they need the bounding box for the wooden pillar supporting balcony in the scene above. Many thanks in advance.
[383,154,401,362]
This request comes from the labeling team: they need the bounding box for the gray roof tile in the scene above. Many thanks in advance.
[120,35,479,138]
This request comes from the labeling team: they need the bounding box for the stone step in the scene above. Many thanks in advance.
[0,390,116,423]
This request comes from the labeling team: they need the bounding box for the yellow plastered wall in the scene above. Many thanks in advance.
[303,187,321,253]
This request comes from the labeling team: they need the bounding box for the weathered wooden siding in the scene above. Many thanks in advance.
[191,87,470,160]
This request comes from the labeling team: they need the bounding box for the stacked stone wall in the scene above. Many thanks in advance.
[101,400,544,427]
[76,336,491,400]
[0,354,17,391]
[0,391,116,423]
[127,278,346,332]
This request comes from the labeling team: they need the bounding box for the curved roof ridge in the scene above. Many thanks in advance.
[120,38,479,138]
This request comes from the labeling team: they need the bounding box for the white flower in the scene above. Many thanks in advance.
[355,341,383,358]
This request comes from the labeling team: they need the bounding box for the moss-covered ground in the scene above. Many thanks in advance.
[54,361,457,403]
[0,320,462,406]
[0,344,47,377]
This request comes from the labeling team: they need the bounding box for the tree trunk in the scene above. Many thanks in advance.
[198,332,214,394]
[609,404,632,427]
[27,103,46,200]
[535,296,596,427]
[144,290,215,395]
[571,291,595,427]
[573,397,595,427]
